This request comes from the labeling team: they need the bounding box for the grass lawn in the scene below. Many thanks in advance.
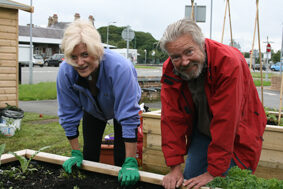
[0,112,114,156]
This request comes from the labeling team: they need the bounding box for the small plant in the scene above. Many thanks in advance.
[207,166,283,189]
[58,168,86,180]
[8,146,50,174]
[0,143,6,165]
[264,107,283,126]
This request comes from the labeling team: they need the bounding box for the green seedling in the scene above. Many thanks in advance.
[58,168,86,180]
[8,146,50,173]
[0,143,6,165]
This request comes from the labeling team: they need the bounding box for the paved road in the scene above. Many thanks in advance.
[20,66,162,84]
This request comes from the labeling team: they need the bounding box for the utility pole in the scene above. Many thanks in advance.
[210,0,213,39]
[29,0,33,84]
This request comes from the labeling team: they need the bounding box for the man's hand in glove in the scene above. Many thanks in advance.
[62,150,83,173]
[118,157,140,186]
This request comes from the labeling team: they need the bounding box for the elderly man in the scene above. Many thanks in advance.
[159,19,266,189]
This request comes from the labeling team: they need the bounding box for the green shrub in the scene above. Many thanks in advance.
[207,166,283,189]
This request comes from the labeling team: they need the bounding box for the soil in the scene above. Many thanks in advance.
[0,161,164,189]
[266,119,277,125]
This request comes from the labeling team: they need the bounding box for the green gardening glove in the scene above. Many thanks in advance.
[118,157,140,186]
[62,150,83,174]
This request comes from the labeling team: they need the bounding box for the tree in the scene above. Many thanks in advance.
[97,25,169,64]
[271,50,281,63]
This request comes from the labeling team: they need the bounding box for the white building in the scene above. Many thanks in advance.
[111,48,138,64]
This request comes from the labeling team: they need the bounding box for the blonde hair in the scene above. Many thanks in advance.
[61,19,104,66]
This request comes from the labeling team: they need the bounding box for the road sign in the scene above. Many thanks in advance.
[122,27,135,41]
[266,43,271,52]
[185,5,206,22]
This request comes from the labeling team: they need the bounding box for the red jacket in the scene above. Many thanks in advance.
[161,39,266,177]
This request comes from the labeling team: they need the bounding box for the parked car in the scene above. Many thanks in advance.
[32,54,44,67]
[270,62,283,71]
[19,54,44,67]
[252,64,266,71]
[45,54,64,67]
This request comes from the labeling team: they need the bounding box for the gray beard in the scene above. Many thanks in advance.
[173,62,204,81]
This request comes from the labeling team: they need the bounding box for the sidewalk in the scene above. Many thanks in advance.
[19,100,161,116]
[19,100,58,116]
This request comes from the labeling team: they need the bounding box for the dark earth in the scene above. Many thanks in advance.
[0,161,164,189]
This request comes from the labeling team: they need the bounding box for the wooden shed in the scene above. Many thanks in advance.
[0,0,33,108]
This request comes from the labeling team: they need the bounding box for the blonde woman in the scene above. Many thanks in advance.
[57,20,141,186]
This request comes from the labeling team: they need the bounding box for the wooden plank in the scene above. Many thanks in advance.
[0,94,16,101]
[24,150,165,186]
[0,149,26,164]
[142,148,187,175]
[0,87,16,94]
[0,8,18,19]
[0,52,16,60]
[143,148,167,167]
[265,125,283,133]
[0,25,16,33]
[255,165,283,180]
[0,32,17,40]
[142,110,161,119]
[0,39,17,46]
[262,128,283,152]
[142,163,170,175]
[0,73,16,80]
[0,60,17,66]
[0,4,33,13]
[146,133,161,150]
[260,148,283,167]
[0,100,16,107]
[0,18,17,26]
[0,46,16,53]
[0,67,16,74]
[0,80,16,87]
[143,117,161,135]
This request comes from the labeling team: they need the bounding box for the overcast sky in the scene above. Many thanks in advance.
[17,0,283,52]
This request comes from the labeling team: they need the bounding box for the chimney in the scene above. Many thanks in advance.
[74,13,80,20]
[88,15,95,26]
[48,16,53,27]
[53,14,58,24]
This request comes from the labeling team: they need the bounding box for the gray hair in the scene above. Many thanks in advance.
[159,19,205,53]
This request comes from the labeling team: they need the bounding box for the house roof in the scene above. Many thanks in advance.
[18,25,116,48]
[0,0,33,12]
[19,25,64,39]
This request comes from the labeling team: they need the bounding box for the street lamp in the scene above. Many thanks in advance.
[144,49,147,64]
[106,21,116,49]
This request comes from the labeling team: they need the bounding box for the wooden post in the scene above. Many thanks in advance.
[227,0,233,47]
[221,0,228,43]
[256,0,264,104]
[250,10,257,70]
[191,0,195,21]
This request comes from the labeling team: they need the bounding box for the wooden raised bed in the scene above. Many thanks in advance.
[0,149,164,186]
[0,149,213,189]
[142,110,283,180]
